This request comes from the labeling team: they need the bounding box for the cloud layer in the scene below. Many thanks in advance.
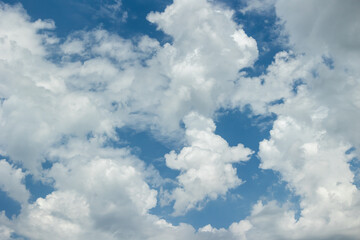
[0,0,359,239]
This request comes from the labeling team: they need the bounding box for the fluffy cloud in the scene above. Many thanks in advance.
[0,1,259,237]
[0,0,260,174]
[253,113,360,239]
[275,0,360,68]
[0,160,29,205]
[1,0,360,239]
[230,51,313,114]
[15,191,92,240]
[232,1,360,239]
[7,139,243,240]
[0,223,13,240]
[165,112,253,215]
[56,0,259,138]
[9,139,157,240]
[0,3,112,174]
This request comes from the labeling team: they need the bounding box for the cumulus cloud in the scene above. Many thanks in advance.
[230,51,313,114]
[253,113,360,239]
[0,223,13,239]
[56,0,259,137]
[1,0,360,239]
[5,139,241,240]
[0,160,29,205]
[8,139,157,239]
[0,3,110,173]
[275,0,360,67]
[231,1,360,239]
[165,112,253,215]
[0,0,259,238]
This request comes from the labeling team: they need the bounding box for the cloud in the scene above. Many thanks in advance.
[275,0,360,68]
[255,113,360,238]
[7,140,241,240]
[0,223,13,239]
[101,0,128,22]
[165,112,253,215]
[0,0,360,239]
[240,0,276,14]
[9,138,157,239]
[56,0,259,137]
[231,1,360,239]
[230,51,313,114]
[15,191,92,240]
[0,160,29,205]
[0,2,55,58]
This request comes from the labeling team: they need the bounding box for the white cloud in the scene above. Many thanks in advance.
[144,0,258,132]
[165,112,253,215]
[0,3,54,58]
[56,0,259,137]
[258,113,360,233]
[268,0,360,188]
[240,0,276,14]
[0,160,29,205]
[1,0,360,239]
[47,139,158,215]
[220,1,360,239]
[275,0,360,69]
[231,1,360,238]
[230,51,313,114]
[16,191,92,240]
[60,39,84,55]
[9,139,242,240]
[0,0,259,177]
[0,223,13,240]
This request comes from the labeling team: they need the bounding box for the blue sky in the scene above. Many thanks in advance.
[0,0,360,239]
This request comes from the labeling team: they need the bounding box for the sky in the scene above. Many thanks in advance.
[0,0,360,239]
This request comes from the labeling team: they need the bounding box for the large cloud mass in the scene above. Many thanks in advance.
[0,0,359,239]
[165,112,253,215]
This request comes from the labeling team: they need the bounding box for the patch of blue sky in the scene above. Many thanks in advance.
[350,158,360,189]
[108,127,180,180]
[0,173,54,219]
[41,159,54,170]
[2,0,172,44]
[322,55,335,70]
[214,109,298,225]
[25,174,54,203]
[347,148,360,189]
[0,189,21,219]
[11,232,29,240]
[0,158,54,212]
[0,156,22,219]
[214,107,275,150]
[0,97,6,106]
[292,78,306,94]
[0,154,9,162]
[268,98,285,106]
[214,108,302,222]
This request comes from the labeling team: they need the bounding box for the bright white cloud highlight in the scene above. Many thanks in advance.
[165,112,253,215]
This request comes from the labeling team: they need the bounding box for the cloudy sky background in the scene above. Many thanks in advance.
[0,0,360,239]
